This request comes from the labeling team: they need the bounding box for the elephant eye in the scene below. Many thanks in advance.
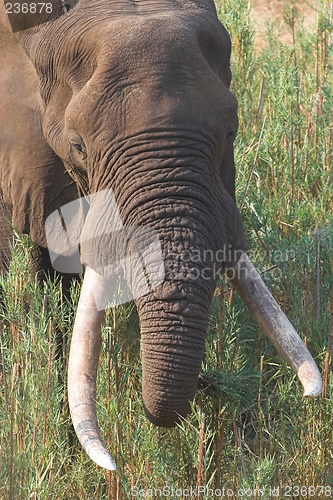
[71,141,87,161]
[72,142,85,153]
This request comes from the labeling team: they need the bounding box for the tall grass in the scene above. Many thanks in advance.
[1,1,332,498]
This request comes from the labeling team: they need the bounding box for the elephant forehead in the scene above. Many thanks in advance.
[93,16,232,101]
[59,14,236,139]
[34,3,232,89]
[96,11,230,68]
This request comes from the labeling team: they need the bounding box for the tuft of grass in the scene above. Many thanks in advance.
[1,1,332,497]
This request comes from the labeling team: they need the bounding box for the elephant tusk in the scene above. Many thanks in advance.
[68,266,116,470]
[226,252,322,397]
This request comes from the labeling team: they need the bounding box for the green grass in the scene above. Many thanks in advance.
[1,1,332,498]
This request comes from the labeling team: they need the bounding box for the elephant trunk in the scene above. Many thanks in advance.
[137,283,212,427]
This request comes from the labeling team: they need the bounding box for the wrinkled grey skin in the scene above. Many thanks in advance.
[0,0,247,426]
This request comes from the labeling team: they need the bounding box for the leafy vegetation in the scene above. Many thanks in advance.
[1,1,332,498]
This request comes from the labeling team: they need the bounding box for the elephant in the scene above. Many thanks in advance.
[0,0,322,470]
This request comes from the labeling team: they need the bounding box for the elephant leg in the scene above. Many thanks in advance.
[30,244,78,291]
[31,245,79,369]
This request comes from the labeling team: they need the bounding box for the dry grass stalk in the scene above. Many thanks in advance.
[197,412,205,494]
[322,294,333,398]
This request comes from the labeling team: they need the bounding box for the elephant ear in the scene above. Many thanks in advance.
[5,0,67,32]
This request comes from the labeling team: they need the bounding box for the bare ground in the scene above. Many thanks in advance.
[250,0,324,46]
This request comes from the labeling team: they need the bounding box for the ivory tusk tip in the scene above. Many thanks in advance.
[303,384,322,398]
[297,360,322,398]
[88,449,117,470]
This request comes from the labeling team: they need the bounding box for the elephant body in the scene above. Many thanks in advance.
[0,0,321,470]
[1,0,247,421]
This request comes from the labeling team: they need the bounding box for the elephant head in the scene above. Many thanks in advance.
[1,0,321,470]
